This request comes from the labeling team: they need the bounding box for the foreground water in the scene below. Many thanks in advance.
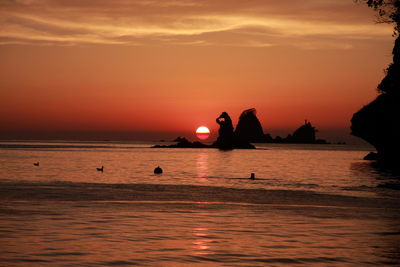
[0,141,399,266]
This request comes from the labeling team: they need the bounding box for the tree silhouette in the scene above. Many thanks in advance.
[356,0,400,93]
[358,0,399,31]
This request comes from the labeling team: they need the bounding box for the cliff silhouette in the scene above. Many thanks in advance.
[351,0,400,167]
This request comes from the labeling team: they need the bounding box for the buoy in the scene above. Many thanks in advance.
[154,166,163,174]
[250,173,255,180]
[33,162,39,166]
[97,166,104,172]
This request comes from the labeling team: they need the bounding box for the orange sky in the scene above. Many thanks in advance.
[0,0,395,142]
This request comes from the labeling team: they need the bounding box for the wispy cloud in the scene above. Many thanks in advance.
[0,0,393,48]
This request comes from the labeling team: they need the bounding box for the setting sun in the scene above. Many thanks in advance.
[196,126,210,140]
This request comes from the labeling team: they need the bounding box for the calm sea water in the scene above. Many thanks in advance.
[0,141,399,266]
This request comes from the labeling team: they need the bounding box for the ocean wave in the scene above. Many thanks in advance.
[0,143,139,150]
[0,181,399,210]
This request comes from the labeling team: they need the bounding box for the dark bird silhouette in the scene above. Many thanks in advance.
[154,166,163,174]
[250,173,255,180]
[97,166,104,172]
[33,162,39,166]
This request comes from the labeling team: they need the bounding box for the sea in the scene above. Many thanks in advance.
[0,141,399,266]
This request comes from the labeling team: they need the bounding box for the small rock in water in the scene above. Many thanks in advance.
[364,152,378,160]
[154,166,163,174]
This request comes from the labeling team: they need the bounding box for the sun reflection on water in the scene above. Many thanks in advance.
[191,205,214,255]
[192,227,213,255]
[196,152,209,181]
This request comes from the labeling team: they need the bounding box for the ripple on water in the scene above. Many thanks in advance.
[0,192,399,266]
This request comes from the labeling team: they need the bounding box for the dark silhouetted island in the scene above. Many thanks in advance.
[212,112,255,150]
[154,112,255,149]
[235,108,266,143]
[235,108,327,144]
[173,137,187,142]
[154,109,328,149]
[351,0,399,167]
[235,108,328,144]
[153,137,210,148]
[280,120,328,144]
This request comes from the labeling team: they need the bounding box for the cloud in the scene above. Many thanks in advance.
[0,0,393,48]
[5,16,90,35]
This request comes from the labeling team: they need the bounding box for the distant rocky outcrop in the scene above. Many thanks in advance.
[233,108,327,144]
[261,121,327,144]
[278,121,327,144]
[154,109,327,150]
[173,137,187,142]
[235,108,266,142]
[212,110,327,148]
[212,112,255,150]
[153,137,210,148]
[153,111,256,150]
[235,108,327,144]
[287,121,316,143]
[213,112,235,149]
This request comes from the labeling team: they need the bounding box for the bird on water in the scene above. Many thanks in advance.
[250,173,255,180]
[97,166,104,172]
[154,166,163,174]
[33,162,39,166]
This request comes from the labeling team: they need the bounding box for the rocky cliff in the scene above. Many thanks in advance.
[351,36,400,166]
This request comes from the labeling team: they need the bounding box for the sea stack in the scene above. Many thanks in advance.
[212,112,255,150]
[212,112,236,150]
[235,108,266,143]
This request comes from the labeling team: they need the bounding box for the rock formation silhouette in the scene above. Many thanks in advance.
[154,109,327,149]
[173,137,187,142]
[351,0,400,167]
[267,120,327,144]
[234,109,326,144]
[153,137,209,148]
[214,112,235,149]
[235,108,266,142]
[285,120,316,143]
[213,112,255,149]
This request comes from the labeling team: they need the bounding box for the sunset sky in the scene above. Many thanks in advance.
[0,0,395,142]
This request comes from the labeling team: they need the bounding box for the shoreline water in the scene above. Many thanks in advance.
[1,142,400,266]
[1,182,399,266]
[1,181,399,209]
[0,141,397,199]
